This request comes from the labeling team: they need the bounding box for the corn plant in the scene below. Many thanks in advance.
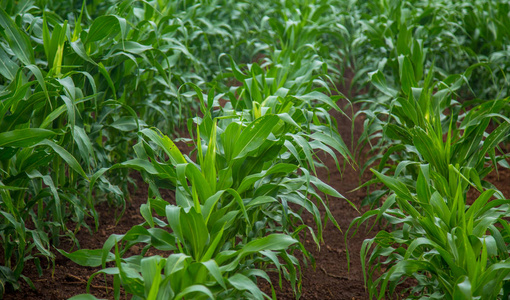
[344,3,510,298]
[216,58,352,175]
[0,0,267,293]
[62,70,354,298]
[357,63,509,206]
[252,0,348,71]
[0,5,101,294]
[352,28,509,205]
[64,218,299,299]
[350,164,510,299]
[348,0,510,100]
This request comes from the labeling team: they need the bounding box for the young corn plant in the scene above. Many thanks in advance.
[357,57,509,206]
[348,24,510,299]
[62,80,353,299]
[349,164,510,299]
[216,55,352,178]
[253,0,348,72]
[63,206,299,299]
[348,0,509,100]
[0,5,101,294]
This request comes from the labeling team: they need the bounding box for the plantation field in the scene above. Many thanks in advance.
[4,96,374,299]
[1,0,510,299]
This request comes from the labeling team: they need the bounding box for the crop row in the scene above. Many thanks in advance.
[62,0,353,298]
[348,1,510,299]
[0,0,252,294]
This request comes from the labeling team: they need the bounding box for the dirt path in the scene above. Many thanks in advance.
[266,107,374,300]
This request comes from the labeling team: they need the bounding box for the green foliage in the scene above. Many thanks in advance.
[346,1,510,299]
[350,165,510,299]
[16,0,355,298]
[3,0,509,299]
[66,78,352,298]
[0,0,279,294]
[348,0,510,100]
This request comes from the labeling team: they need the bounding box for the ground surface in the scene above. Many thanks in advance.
[4,77,510,300]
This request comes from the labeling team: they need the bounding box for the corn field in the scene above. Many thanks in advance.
[0,0,509,299]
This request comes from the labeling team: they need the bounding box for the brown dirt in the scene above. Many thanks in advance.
[260,104,377,300]
[3,73,510,300]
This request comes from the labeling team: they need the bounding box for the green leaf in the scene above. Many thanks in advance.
[453,276,472,300]
[142,128,187,165]
[0,47,18,80]
[237,163,298,194]
[0,129,55,147]
[203,119,217,192]
[0,8,34,65]
[97,62,116,99]
[110,116,139,131]
[86,15,120,43]
[141,256,162,298]
[180,207,209,260]
[239,234,297,257]
[201,260,226,289]
[111,41,152,55]
[293,91,342,112]
[57,249,115,267]
[368,69,398,98]
[37,140,88,179]
[119,159,159,175]
[371,169,414,202]
[228,273,264,300]
[481,122,510,157]
[232,115,280,159]
[398,55,417,95]
[173,285,213,299]
[26,64,50,103]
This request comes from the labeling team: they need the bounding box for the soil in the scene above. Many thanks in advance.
[3,74,510,300]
